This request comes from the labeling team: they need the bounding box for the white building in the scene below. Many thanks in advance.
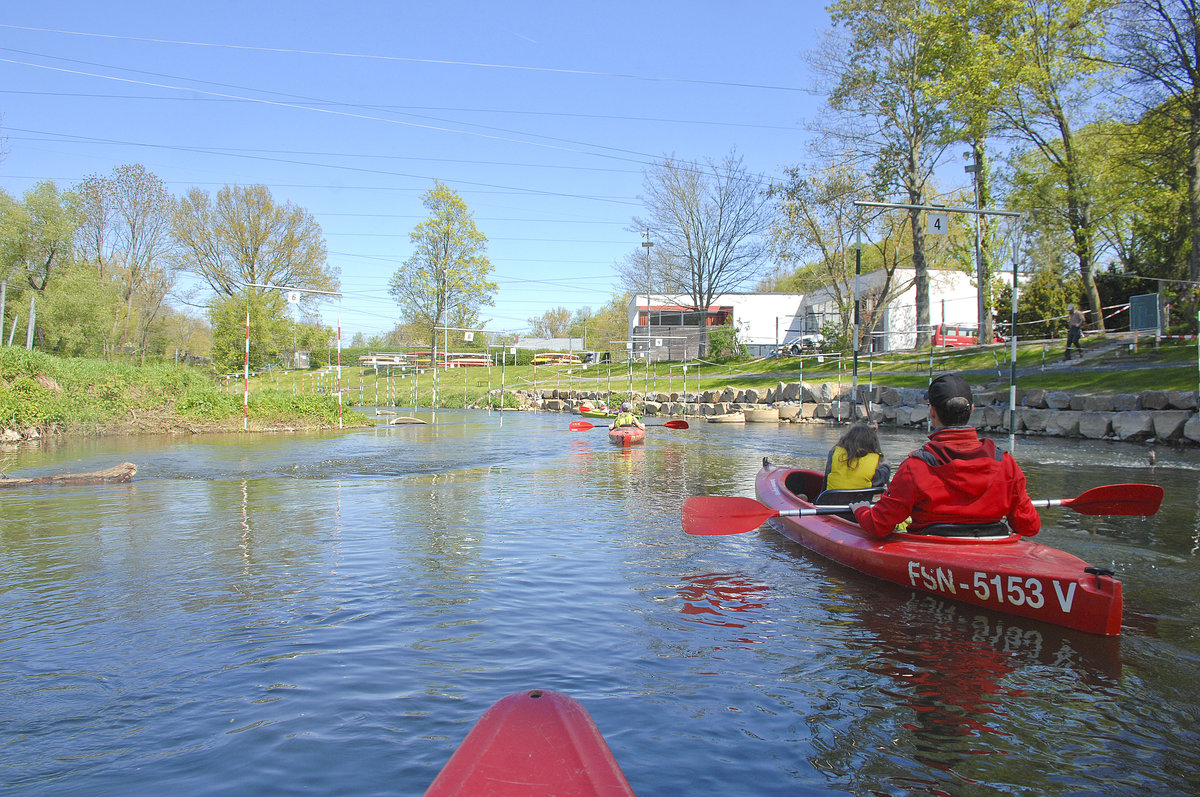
[800,267,982,352]
[627,293,807,359]
[625,270,984,359]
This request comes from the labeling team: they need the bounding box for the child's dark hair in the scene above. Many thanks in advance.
[836,423,882,470]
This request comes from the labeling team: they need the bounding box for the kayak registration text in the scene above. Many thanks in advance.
[906,561,1078,613]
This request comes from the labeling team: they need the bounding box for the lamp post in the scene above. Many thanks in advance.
[641,231,654,407]
[965,148,986,340]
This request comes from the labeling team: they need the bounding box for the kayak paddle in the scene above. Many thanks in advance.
[1030,483,1164,516]
[569,419,689,431]
[682,496,854,536]
[681,483,1164,537]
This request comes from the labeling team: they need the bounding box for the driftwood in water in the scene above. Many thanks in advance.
[0,462,137,488]
[387,416,427,425]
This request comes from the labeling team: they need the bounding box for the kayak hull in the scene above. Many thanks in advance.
[754,465,1122,636]
[609,427,646,446]
[579,408,617,419]
[425,689,634,796]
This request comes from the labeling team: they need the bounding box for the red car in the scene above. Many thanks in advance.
[932,323,1006,347]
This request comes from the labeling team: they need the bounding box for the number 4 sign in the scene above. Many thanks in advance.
[927,212,948,235]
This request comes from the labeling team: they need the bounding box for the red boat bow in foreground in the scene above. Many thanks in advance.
[754,465,1123,636]
[425,689,634,796]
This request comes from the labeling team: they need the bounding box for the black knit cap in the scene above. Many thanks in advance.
[925,373,973,414]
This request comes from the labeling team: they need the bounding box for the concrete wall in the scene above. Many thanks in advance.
[515,382,1200,445]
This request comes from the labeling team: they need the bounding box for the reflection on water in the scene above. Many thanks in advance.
[2,411,1200,795]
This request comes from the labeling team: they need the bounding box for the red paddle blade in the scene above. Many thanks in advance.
[568,420,596,431]
[662,420,689,429]
[1063,483,1164,516]
[681,496,780,536]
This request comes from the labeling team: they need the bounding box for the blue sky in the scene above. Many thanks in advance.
[1,2,833,340]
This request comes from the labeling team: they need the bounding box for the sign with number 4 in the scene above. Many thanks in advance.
[927,213,948,235]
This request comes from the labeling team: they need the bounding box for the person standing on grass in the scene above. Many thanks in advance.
[1065,305,1085,360]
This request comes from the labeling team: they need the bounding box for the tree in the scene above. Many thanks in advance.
[175,184,337,365]
[769,163,915,351]
[76,164,179,361]
[527,306,573,337]
[0,181,79,294]
[1111,0,1200,286]
[387,182,496,348]
[623,151,772,315]
[818,0,961,348]
[175,183,336,299]
[208,291,293,372]
[916,0,1028,342]
[989,0,1117,330]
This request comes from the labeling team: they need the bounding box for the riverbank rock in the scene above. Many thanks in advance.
[1112,411,1156,441]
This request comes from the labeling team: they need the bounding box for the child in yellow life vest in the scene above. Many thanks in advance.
[609,401,645,430]
[824,423,889,491]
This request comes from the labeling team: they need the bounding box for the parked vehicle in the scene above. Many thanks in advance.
[932,324,1005,348]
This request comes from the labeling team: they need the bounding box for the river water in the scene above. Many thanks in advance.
[2,409,1198,796]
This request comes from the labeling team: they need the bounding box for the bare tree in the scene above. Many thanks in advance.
[76,164,178,358]
[623,151,772,314]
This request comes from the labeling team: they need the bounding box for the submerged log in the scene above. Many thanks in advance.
[0,462,137,488]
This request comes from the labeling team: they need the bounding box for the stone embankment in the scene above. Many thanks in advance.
[514,381,1200,446]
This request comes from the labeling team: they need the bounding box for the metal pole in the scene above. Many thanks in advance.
[337,314,343,429]
[25,295,35,349]
[852,227,861,422]
[0,280,6,345]
[243,312,250,431]
[1009,243,1020,441]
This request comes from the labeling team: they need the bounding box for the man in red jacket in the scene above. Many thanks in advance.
[849,373,1040,539]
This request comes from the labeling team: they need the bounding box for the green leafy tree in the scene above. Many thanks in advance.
[1111,0,1200,286]
[996,262,1083,339]
[528,306,573,337]
[986,0,1117,330]
[915,0,1027,342]
[818,0,960,348]
[0,181,79,294]
[387,182,496,349]
[208,291,293,372]
[706,323,747,361]
[768,162,916,351]
[37,259,121,356]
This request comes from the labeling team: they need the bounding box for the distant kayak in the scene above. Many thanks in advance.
[424,689,634,796]
[579,408,618,419]
[609,426,646,446]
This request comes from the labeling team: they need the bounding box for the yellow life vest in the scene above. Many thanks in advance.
[612,411,640,427]
[825,446,881,491]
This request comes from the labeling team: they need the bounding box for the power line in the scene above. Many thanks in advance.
[0,24,818,93]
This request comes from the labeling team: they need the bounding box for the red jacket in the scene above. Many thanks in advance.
[852,427,1041,539]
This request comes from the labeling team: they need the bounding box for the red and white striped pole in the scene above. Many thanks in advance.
[243,312,250,431]
[337,314,343,429]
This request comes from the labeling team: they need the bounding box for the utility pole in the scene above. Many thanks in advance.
[965,147,989,341]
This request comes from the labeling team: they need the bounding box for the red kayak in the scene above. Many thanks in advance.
[750,465,1123,636]
[608,426,646,446]
[425,689,634,796]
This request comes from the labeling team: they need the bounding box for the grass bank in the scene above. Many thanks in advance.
[246,334,1197,407]
[0,348,352,438]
